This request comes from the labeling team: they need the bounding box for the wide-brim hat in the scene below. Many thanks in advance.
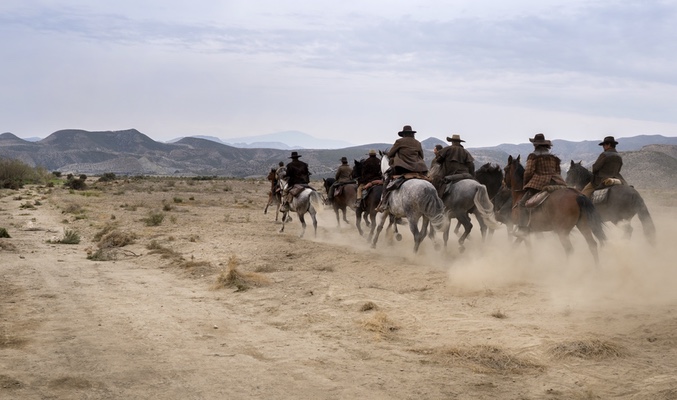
[599,136,619,146]
[289,151,301,158]
[529,133,552,146]
[367,149,377,156]
[340,156,348,163]
[398,125,416,137]
[447,134,465,143]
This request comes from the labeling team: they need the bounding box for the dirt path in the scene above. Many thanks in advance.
[2,180,677,399]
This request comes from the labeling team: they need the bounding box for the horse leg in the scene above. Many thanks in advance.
[410,219,423,253]
[310,207,318,237]
[333,205,341,227]
[556,231,575,260]
[454,220,461,235]
[342,206,349,225]
[371,212,389,248]
[355,208,364,236]
[298,212,307,238]
[475,214,488,241]
[576,227,600,265]
[457,213,473,248]
[279,211,288,233]
[368,211,377,241]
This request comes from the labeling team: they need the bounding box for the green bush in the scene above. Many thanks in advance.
[0,227,10,238]
[143,211,165,226]
[0,158,49,189]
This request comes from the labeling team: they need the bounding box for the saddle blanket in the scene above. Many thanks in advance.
[387,173,428,191]
[592,188,610,204]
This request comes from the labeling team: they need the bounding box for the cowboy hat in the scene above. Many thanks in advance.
[289,151,301,158]
[398,125,416,137]
[367,149,377,156]
[446,134,465,143]
[529,133,552,146]
[599,136,619,146]
[340,156,348,163]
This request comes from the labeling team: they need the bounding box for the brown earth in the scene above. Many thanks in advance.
[1,178,676,399]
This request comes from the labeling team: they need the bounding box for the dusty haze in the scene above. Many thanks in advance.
[1,179,676,399]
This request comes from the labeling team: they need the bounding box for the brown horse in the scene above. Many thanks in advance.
[504,155,606,263]
[323,178,357,227]
[264,168,283,221]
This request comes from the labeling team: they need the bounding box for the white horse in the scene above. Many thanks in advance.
[372,154,449,253]
[278,179,323,238]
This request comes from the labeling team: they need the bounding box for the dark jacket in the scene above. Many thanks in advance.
[359,155,382,184]
[387,136,428,174]
[436,144,475,176]
[592,148,626,187]
[286,159,310,186]
[523,148,566,191]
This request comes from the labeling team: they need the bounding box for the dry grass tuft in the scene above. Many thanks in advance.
[98,230,137,249]
[359,301,378,312]
[146,240,182,260]
[212,256,271,291]
[549,339,627,360]
[491,310,507,319]
[411,345,544,374]
[361,311,400,339]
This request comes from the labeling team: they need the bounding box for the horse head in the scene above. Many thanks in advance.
[565,160,591,190]
[504,155,523,190]
[352,159,363,180]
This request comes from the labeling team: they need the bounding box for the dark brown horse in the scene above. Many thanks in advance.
[475,163,512,237]
[323,178,357,227]
[352,158,383,240]
[566,160,656,245]
[505,155,606,263]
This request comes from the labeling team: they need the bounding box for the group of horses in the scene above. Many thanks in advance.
[265,153,656,263]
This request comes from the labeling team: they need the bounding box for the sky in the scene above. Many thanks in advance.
[2,0,677,147]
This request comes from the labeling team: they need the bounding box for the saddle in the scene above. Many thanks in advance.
[289,184,313,197]
[334,181,355,197]
[386,173,428,191]
[443,172,474,184]
[524,186,569,208]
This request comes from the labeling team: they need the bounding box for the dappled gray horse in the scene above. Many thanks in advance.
[372,154,449,253]
[278,178,323,238]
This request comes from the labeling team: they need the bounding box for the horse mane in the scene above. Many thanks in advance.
[566,160,592,188]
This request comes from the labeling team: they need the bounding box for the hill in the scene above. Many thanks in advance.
[0,129,676,188]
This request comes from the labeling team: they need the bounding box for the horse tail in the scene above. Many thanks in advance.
[633,192,656,245]
[309,189,324,209]
[424,187,449,232]
[473,185,501,230]
[576,194,606,243]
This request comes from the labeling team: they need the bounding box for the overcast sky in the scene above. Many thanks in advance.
[2,0,677,147]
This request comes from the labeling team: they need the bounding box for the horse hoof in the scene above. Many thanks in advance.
[395,233,402,241]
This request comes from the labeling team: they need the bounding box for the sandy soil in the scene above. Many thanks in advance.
[1,178,677,400]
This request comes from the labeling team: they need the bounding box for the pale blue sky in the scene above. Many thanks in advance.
[2,0,676,146]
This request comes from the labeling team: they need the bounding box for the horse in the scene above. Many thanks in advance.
[322,177,357,227]
[504,155,607,263]
[372,154,449,253]
[475,163,513,235]
[352,158,384,240]
[278,178,324,238]
[566,160,656,245]
[264,168,283,221]
[428,162,500,249]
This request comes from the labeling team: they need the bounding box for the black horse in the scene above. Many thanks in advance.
[566,160,656,245]
[475,163,513,236]
[352,159,384,240]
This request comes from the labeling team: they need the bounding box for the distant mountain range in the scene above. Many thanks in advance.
[167,130,354,150]
[1,129,676,189]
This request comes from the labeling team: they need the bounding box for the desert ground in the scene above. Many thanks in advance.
[1,177,676,400]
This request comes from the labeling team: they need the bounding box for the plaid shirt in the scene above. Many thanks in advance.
[523,152,566,191]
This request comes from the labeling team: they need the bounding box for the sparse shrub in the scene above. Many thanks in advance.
[98,172,117,182]
[143,211,165,226]
[52,171,62,178]
[173,197,183,203]
[0,227,10,238]
[212,256,270,291]
[49,229,81,244]
[65,174,87,190]
[0,158,49,189]
[87,248,117,261]
[19,202,36,209]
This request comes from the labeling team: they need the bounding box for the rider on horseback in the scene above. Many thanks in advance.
[376,125,428,212]
[355,150,382,209]
[581,136,627,198]
[327,157,353,204]
[280,151,311,212]
[433,134,475,198]
[514,133,567,238]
